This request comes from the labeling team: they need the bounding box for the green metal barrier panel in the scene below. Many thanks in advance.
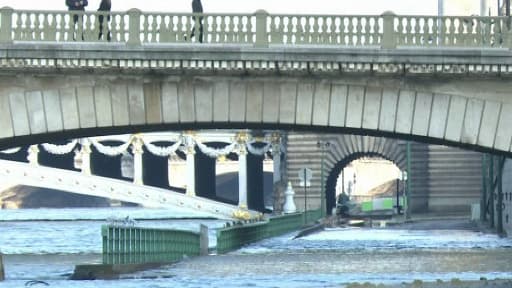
[217,212,311,254]
[101,225,201,265]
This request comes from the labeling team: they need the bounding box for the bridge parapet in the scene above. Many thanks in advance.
[1,7,511,49]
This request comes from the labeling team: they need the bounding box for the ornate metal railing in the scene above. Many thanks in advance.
[0,7,511,48]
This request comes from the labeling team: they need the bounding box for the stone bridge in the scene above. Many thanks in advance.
[0,8,511,156]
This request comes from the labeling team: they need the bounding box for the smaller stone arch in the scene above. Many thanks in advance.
[322,135,407,214]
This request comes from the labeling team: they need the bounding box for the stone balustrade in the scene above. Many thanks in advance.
[1,7,511,48]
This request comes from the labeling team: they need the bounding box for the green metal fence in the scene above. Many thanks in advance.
[102,225,201,264]
[217,211,320,254]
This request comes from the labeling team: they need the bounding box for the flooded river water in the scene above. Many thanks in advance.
[1,208,512,287]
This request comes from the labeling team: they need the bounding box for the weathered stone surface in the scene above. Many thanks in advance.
[228,81,246,123]
[25,91,47,134]
[461,98,484,145]
[362,87,381,130]
[94,86,113,128]
[312,82,331,126]
[194,80,213,123]
[328,84,348,128]
[213,81,229,122]
[279,82,297,125]
[246,81,263,123]
[428,93,450,139]
[0,74,510,153]
[445,95,466,142]
[77,86,97,129]
[111,84,130,127]
[295,82,314,125]
[128,83,145,125]
[345,86,365,128]
[378,88,398,132]
[477,100,501,148]
[144,82,163,125]
[9,90,30,136]
[161,82,179,124]
[395,90,415,134]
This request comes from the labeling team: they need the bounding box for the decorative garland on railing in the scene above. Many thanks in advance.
[41,140,78,155]
[142,139,183,157]
[90,139,131,156]
[0,147,22,154]
[195,140,237,158]
[246,141,271,156]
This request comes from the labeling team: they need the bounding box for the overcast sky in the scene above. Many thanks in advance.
[0,0,441,15]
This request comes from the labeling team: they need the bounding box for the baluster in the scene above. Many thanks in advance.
[220,16,227,43]
[328,17,336,44]
[358,17,364,45]
[339,16,346,45]
[362,17,370,45]
[456,17,464,46]
[211,16,218,43]
[142,15,150,43]
[320,17,327,44]
[303,16,311,44]
[448,18,456,45]
[404,18,412,45]
[347,17,354,45]
[46,13,56,41]
[57,13,66,42]
[19,13,27,41]
[23,13,29,41]
[313,17,320,44]
[296,16,303,44]
[493,18,501,47]
[228,16,235,43]
[153,15,159,43]
[121,14,127,43]
[203,14,210,43]
[440,17,448,46]
[34,13,42,41]
[413,18,421,45]
[269,16,276,44]
[159,15,169,43]
[395,17,403,45]
[277,16,285,44]
[169,16,177,42]
[236,16,244,43]
[286,16,293,44]
[248,15,254,44]
[373,16,380,45]
[176,16,184,42]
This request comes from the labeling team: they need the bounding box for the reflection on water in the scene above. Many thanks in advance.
[1,208,512,287]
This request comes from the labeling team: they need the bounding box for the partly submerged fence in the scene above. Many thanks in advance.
[101,210,322,262]
[1,7,511,49]
[101,225,202,265]
[217,210,322,253]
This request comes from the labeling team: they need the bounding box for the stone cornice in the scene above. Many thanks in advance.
[1,43,512,76]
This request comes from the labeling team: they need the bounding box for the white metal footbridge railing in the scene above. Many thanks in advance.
[0,159,255,219]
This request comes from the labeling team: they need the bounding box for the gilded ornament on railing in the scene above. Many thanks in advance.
[232,205,251,220]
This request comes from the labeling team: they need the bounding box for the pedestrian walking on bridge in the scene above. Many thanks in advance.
[98,0,112,41]
[191,0,204,43]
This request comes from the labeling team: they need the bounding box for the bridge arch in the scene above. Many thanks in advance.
[320,135,406,214]
[0,74,511,156]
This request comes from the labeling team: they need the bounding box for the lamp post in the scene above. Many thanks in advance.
[317,140,331,217]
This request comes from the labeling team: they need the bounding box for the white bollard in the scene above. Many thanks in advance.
[282,182,297,214]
